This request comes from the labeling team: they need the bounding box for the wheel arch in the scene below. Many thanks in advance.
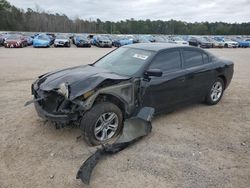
[94,94,127,118]
[218,75,227,87]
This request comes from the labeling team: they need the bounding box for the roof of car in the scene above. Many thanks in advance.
[125,43,184,52]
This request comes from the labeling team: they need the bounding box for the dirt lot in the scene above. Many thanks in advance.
[0,46,249,188]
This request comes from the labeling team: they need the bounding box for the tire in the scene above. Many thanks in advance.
[80,102,123,146]
[205,78,225,105]
[224,43,228,48]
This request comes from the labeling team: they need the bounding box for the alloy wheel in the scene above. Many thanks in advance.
[210,81,223,102]
[94,112,119,141]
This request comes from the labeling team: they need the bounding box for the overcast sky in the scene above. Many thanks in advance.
[7,0,250,23]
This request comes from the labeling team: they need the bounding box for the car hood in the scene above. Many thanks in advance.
[5,40,20,43]
[55,39,68,42]
[99,40,111,42]
[37,65,130,100]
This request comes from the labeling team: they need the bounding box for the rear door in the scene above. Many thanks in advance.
[181,48,216,102]
[142,49,189,112]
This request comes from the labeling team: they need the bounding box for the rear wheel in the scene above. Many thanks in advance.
[80,102,123,146]
[205,78,224,105]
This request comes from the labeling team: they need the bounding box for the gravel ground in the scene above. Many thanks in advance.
[0,46,249,188]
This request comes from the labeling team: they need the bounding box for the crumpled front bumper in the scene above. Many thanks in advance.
[34,101,76,124]
[32,84,81,125]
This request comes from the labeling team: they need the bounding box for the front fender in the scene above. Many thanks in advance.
[83,82,136,116]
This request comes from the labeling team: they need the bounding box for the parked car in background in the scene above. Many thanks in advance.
[214,37,238,48]
[204,37,224,48]
[33,34,51,48]
[0,34,5,46]
[169,36,189,45]
[92,35,112,47]
[231,37,249,48]
[188,37,213,48]
[138,35,151,43]
[142,35,155,42]
[54,35,71,47]
[127,35,139,43]
[4,34,28,48]
[153,35,172,43]
[23,35,33,45]
[46,33,56,45]
[112,36,133,47]
[31,43,234,145]
[74,35,91,47]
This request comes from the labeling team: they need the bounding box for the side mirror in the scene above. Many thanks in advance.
[144,69,162,77]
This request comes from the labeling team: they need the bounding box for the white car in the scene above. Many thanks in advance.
[54,35,71,47]
[223,38,238,48]
[170,36,189,46]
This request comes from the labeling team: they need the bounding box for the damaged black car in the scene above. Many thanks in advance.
[30,43,234,145]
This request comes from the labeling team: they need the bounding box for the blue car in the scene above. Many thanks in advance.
[141,35,155,42]
[232,37,249,48]
[113,36,133,47]
[74,35,91,47]
[92,35,112,47]
[33,34,51,48]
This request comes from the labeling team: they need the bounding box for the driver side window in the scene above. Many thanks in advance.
[150,50,181,73]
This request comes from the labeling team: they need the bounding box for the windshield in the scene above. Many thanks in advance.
[172,37,183,41]
[56,35,67,39]
[94,47,155,76]
[99,36,109,40]
[77,36,87,40]
[7,35,21,40]
[38,35,49,41]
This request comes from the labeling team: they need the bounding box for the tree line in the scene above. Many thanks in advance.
[0,0,250,35]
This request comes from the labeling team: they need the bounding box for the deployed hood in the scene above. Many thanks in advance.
[37,65,130,99]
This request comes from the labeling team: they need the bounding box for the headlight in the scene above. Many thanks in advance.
[57,83,69,98]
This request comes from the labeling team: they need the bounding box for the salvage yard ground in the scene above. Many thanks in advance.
[0,46,249,188]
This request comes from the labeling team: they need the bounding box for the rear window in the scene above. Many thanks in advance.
[183,50,203,68]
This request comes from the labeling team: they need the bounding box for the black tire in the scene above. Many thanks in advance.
[80,102,123,146]
[205,78,225,105]
[224,43,228,48]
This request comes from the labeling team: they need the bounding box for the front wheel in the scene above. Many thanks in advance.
[205,78,224,105]
[80,102,123,146]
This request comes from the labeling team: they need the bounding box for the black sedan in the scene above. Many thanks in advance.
[30,43,234,146]
[189,37,213,48]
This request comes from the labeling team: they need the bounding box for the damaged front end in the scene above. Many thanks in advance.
[31,85,80,125]
[28,65,137,127]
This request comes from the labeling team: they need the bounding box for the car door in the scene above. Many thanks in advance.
[142,49,189,113]
[181,48,216,102]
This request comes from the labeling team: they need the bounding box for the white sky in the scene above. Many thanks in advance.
[7,0,250,23]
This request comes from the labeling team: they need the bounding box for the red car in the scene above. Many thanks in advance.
[4,34,28,48]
